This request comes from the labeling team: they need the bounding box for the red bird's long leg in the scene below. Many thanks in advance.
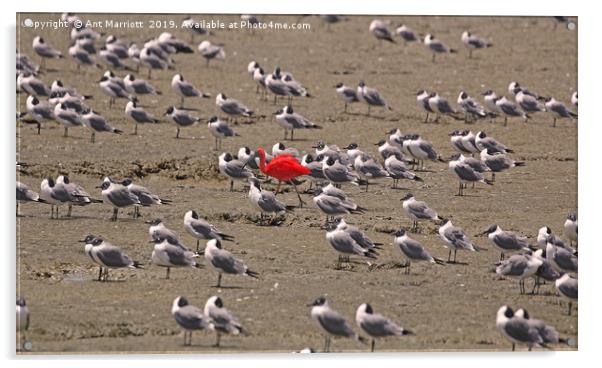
[274,180,282,195]
[291,182,306,208]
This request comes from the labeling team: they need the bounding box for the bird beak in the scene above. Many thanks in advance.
[94,185,102,188]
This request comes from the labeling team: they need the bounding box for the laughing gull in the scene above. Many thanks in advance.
[571,92,578,107]
[400,193,441,232]
[495,96,528,126]
[564,213,578,248]
[184,210,234,252]
[18,73,50,96]
[396,24,419,45]
[322,157,361,186]
[171,296,209,346]
[203,239,259,287]
[496,253,543,294]
[355,303,412,352]
[16,181,46,215]
[357,81,393,115]
[474,131,513,154]
[238,146,261,171]
[82,235,143,281]
[354,154,390,192]
[461,31,492,58]
[325,222,378,268]
[99,47,133,70]
[457,91,488,122]
[536,226,567,250]
[271,142,300,158]
[125,98,159,135]
[416,90,434,123]
[335,218,382,251]
[164,106,201,138]
[448,156,493,195]
[139,47,172,78]
[48,91,88,113]
[369,19,395,43]
[121,178,171,217]
[17,52,40,76]
[248,177,294,221]
[403,135,443,171]
[55,175,102,216]
[375,139,404,161]
[25,95,54,134]
[252,67,268,99]
[393,228,445,274]
[157,32,195,54]
[438,219,482,263]
[424,34,456,62]
[555,274,578,315]
[216,93,253,119]
[204,296,246,347]
[313,187,364,224]
[124,74,161,95]
[449,130,474,154]
[208,117,240,151]
[515,309,569,347]
[265,67,291,103]
[150,236,203,279]
[218,152,253,191]
[105,35,129,58]
[39,177,65,218]
[98,180,143,221]
[68,43,100,69]
[301,154,327,184]
[428,92,460,122]
[343,143,367,163]
[281,73,312,104]
[480,148,525,182]
[335,83,359,112]
[508,82,540,99]
[274,105,322,141]
[384,156,422,188]
[80,109,122,143]
[496,306,544,351]
[98,75,129,108]
[544,97,577,127]
[513,87,545,117]
[198,40,225,67]
[146,218,180,244]
[127,43,141,70]
[309,297,367,352]
[16,296,30,334]
[33,36,63,69]
[482,90,502,119]
[532,249,561,294]
[480,225,531,260]
[171,74,211,108]
[546,242,578,273]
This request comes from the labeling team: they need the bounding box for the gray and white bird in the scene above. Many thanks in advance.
[146,218,180,245]
[83,236,143,281]
[122,178,171,218]
[400,193,441,232]
[150,236,203,279]
[354,154,390,192]
[218,152,253,191]
[402,135,442,171]
[544,97,577,127]
[32,36,63,69]
[393,228,445,274]
[482,90,502,118]
[416,90,435,123]
[209,117,240,151]
[325,222,378,268]
[495,96,528,126]
[80,109,122,143]
[357,81,393,115]
[571,92,578,108]
[496,306,544,351]
[171,296,209,346]
[309,297,367,352]
[216,93,253,119]
[449,156,493,195]
[555,274,578,315]
[105,35,129,58]
[171,74,210,108]
[369,20,395,43]
[515,309,568,347]
[164,106,200,138]
[125,98,159,135]
[313,187,364,224]
[98,75,129,108]
[480,225,531,260]
[99,47,132,70]
[17,73,50,96]
[474,131,513,154]
[375,139,404,161]
[384,156,422,188]
[496,253,543,294]
[16,296,30,335]
[273,105,321,141]
[335,83,359,112]
[396,24,419,44]
[546,242,578,274]
[322,157,361,186]
[513,87,545,118]
[203,239,259,287]
[139,47,172,78]
[16,181,46,216]
[54,175,101,217]
[184,210,234,252]
[204,296,246,347]
[461,31,492,58]
[564,213,578,248]
[98,180,143,221]
[68,43,100,69]
[428,92,459,122]
[355,303,412,352]
[424,34,457,62]
[25,95,54,134]
[457,91,488,121]
[480,148,525,182]
[124,74,161,95]
[53,103,83,137]
[198,40,225,67]
[438,219,481,263]
[335,218,382,251]
[248,177,293,221]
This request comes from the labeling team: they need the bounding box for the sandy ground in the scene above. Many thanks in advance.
[16,14,577,353]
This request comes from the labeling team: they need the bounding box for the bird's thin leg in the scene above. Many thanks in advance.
[216,273,222,287]
[454,249,457,263]
[180,96,184,109]
[553,118,557,128]
[504,117,508,127]
[111,208,118,221]
[215,332,221,347]
[230,180,234,192]
[448,249,452,262]
[133,123,138,135]
[568,302,572,316]
[291,182,305,207]
[63,127,68,137]
[365,179,369,192]
[67,204,72,217]
[432,53,435,63]
[274,181,282,195]
[166,267,170,280]
[176,127,180,139]
[344,102,347,113]
[371,339,375,352]
[512,343,515,352]
[91,132,95,143]
[469,49,473,59]
[196,239,200,253]
[291,129,294,141]
[424,113,429,123]
[97,266,103,281]
[183,331,188,346]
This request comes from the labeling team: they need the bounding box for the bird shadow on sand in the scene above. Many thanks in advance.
[210,285,245,290]
[445,261,470,266]
[178,107,201,112]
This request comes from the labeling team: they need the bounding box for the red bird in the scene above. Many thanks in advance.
[256,147,310,207]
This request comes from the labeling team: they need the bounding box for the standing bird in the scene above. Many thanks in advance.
[357,81,393,115]
[98,75,129,109]
[335,83,359,113]
[203,239,259,287]
[16,181,46,215]
[83,236,143,281]
[309,297,367,352]
[449,156,493,195]
[150,236,203,279]
[53,103,83,137]
[438,219,481,263]
[400,193,441,232]
[123,74,162,95]
[355,303,413,352]
[33,36,63,69]
[396,24,419,45]
[25,95,54,134]
[125,98,159,135]
[393,228,444,274]
[171,296,209,346]
[416,90,434,123]
[496,253,543,294]
[80,109,122,143]
[475,131,513,154]
[544,97,577,127]
[480,224,531,260]
[218,152,253,192]
[216,93,254,120]
[480,148,525,182]
[428,92,460,122]
[325,221,377,269]
[274,105,322,141]
[171,74,211,108]
[495,96,528,126]
[121,178,171,217]
[198,40,225,67]
[252,147,311,207]
[546,243,578,274]
[461,31,492,58]
[555,274,578,315]
[354,154,390,192]
[384,156,422,188]
[457,91,488,122]
[184,210,234,252]
[16,297,30,350]
[204,296,246,347]
[208,117,239,150]
[369,20,396,44]
[98,180,143,221]
[18,73,50,96]
[424,34,457,63]
[164,106,200,138]
[496,306,544,351]
[564,212,578,249]
[248,177,294,222]
[313,187,364,225]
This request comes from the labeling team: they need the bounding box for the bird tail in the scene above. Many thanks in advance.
[159,198,173,204]
[156,90,163,95]
[193,262,204,269]
[245,269,260,279]
[132,261,144,269]
[400,329,414,336]
[413,175,424,182]
[285,205,296,212]
[82,95,94,100]
[356,335,369,345]
[569,112,578,119]
[505,148,515,153]
[449,48,458,53]
[219,233,235,242]
[483,178,494,185]
[486,43,493,48]
[112,128,123,134]
[437,156,448,163]
[309,124,323,129]
[37,198,48,204]
[350,206,367,215]
[433,257,446,265]
[474,244,488,252]
[514,161,526,167]
[201,93,212,98]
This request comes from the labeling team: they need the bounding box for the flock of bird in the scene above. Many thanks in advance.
[16,13,577,353]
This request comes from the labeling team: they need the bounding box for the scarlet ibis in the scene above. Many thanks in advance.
[251,147,311,207]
